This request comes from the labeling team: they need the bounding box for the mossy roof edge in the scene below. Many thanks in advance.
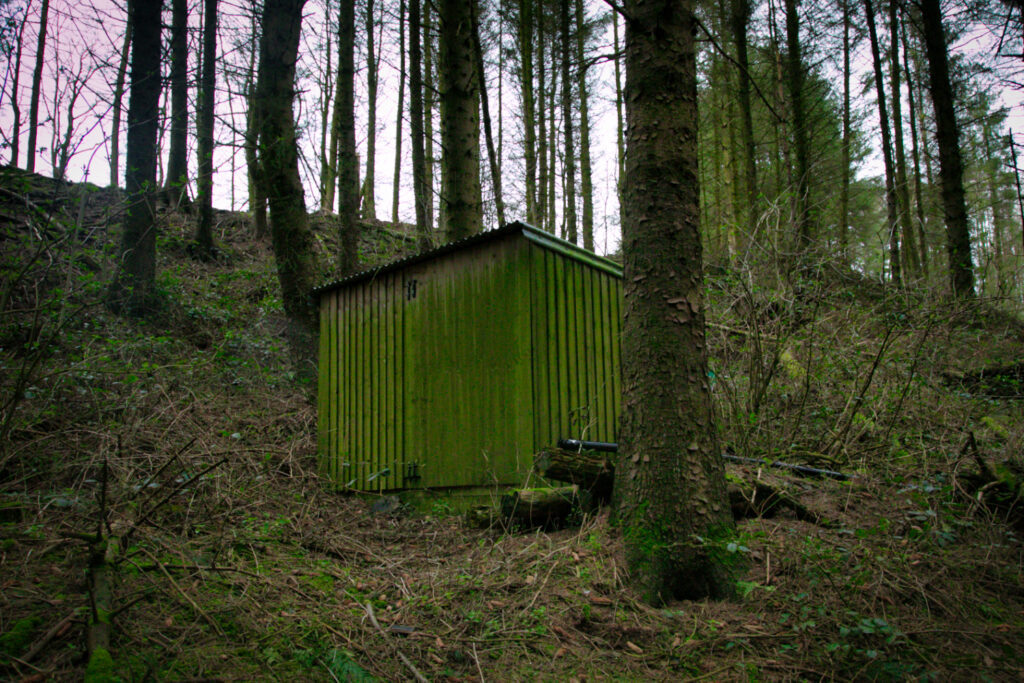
[312,221,623,296]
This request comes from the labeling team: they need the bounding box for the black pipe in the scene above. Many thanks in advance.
[556,438,851,481]
[557,439,619,453]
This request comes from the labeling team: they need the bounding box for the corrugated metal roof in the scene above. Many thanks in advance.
[312,221,622,296]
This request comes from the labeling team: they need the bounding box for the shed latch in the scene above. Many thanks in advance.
[405,279,418,300]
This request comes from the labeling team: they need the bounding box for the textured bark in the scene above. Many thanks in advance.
[26,0,49,173]
[245,32,268,239]
[439,0,482,239]
[110,20,132,188]
[362,0,378,220]
[560,0,576,244]
[166,0,189,200]
[325,3,344,213]
[194,0,218,258]
[864,0,900,285]
[574,0,593,251]
[337,0,360,273]
[107,0,162,315]
[920,0,975,297]
[889,0,918,277]
[256,0,318,370]
[616,0,736,604]
[409,0,431,248]
[519,0,537,224]
[474,2,505,226]
[392,0,405,226]
[783,0,811,250]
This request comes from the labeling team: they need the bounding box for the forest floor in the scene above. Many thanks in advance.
[1,166,1024,681]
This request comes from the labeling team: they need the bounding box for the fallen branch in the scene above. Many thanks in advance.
[363,602,429,683]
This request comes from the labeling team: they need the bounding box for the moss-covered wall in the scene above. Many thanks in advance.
[317,225,622,491]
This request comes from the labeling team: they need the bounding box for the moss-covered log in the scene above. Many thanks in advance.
[499,486,590,530]
[533,448,614,500]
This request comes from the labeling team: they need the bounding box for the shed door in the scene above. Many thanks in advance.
[402,242,533,488]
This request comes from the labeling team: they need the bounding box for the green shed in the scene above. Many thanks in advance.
[314,221,623,492]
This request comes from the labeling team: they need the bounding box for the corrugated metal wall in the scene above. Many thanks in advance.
[317,228,622,491]
[528,244,621,449]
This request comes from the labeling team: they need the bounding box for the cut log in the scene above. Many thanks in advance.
[534,448,614,500]
[535,447,831,525]
[499,486,590,530]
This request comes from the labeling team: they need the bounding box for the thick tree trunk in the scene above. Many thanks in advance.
[337,0,360,273]
[194,0,218,258]
[166,0,189,201]
[439,0,482,239]
[256,0,319,371]
[864,0,901,285]
[617,0,736,604]
[409,0,431,248]
[245,40,268,239]
[110,21,131,187]
[519,0,537,225]
[392,0,406,226]
[107,0,162,315]
[889,0,918,277]
[919,0,975,297]
[318,13,334,210]
[26,0,49,173]
[575,0,593,251]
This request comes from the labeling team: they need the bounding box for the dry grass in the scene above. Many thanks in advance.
[1,168,1023,681]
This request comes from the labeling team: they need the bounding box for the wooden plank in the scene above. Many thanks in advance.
[529,245,549,452]
[587,268,606,443]
[553,252,570,441]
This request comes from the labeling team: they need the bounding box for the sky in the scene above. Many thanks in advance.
[1,0,1022,258]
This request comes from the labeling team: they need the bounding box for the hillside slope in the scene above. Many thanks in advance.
[1,167,1023,681]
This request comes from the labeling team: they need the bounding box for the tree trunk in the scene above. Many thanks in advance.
[559,0,576,244]
[110,20,132,188]
[474,1,505,226]
[839,0,851,263]
[613,10,624,224]
[409,0,431,248]
[864,0,900,285]
[194,0,218,258]
[919,0,975,297]
[537,17,548,232]
[574,0,593,251]
[362,0,378,220]
[519,0,537,225]
[731,0,757,247]
[439,0,482,239]
[783,0,812,251]
[26,0,49,173]
[617,0,737,604]
[245,13,268,240]
[902,20,929,276]
[423,0,435,233]
[107,0,162,315]
[889,0,918,277]
[9,6,27,168]
[166,0,189,202]
[337,0,360,273]
[392,0,406,226]
[318,11,334,210]
[256,0,319,372]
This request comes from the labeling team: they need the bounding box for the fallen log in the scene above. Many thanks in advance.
[499,485,591,530]
[535,447,831,525]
